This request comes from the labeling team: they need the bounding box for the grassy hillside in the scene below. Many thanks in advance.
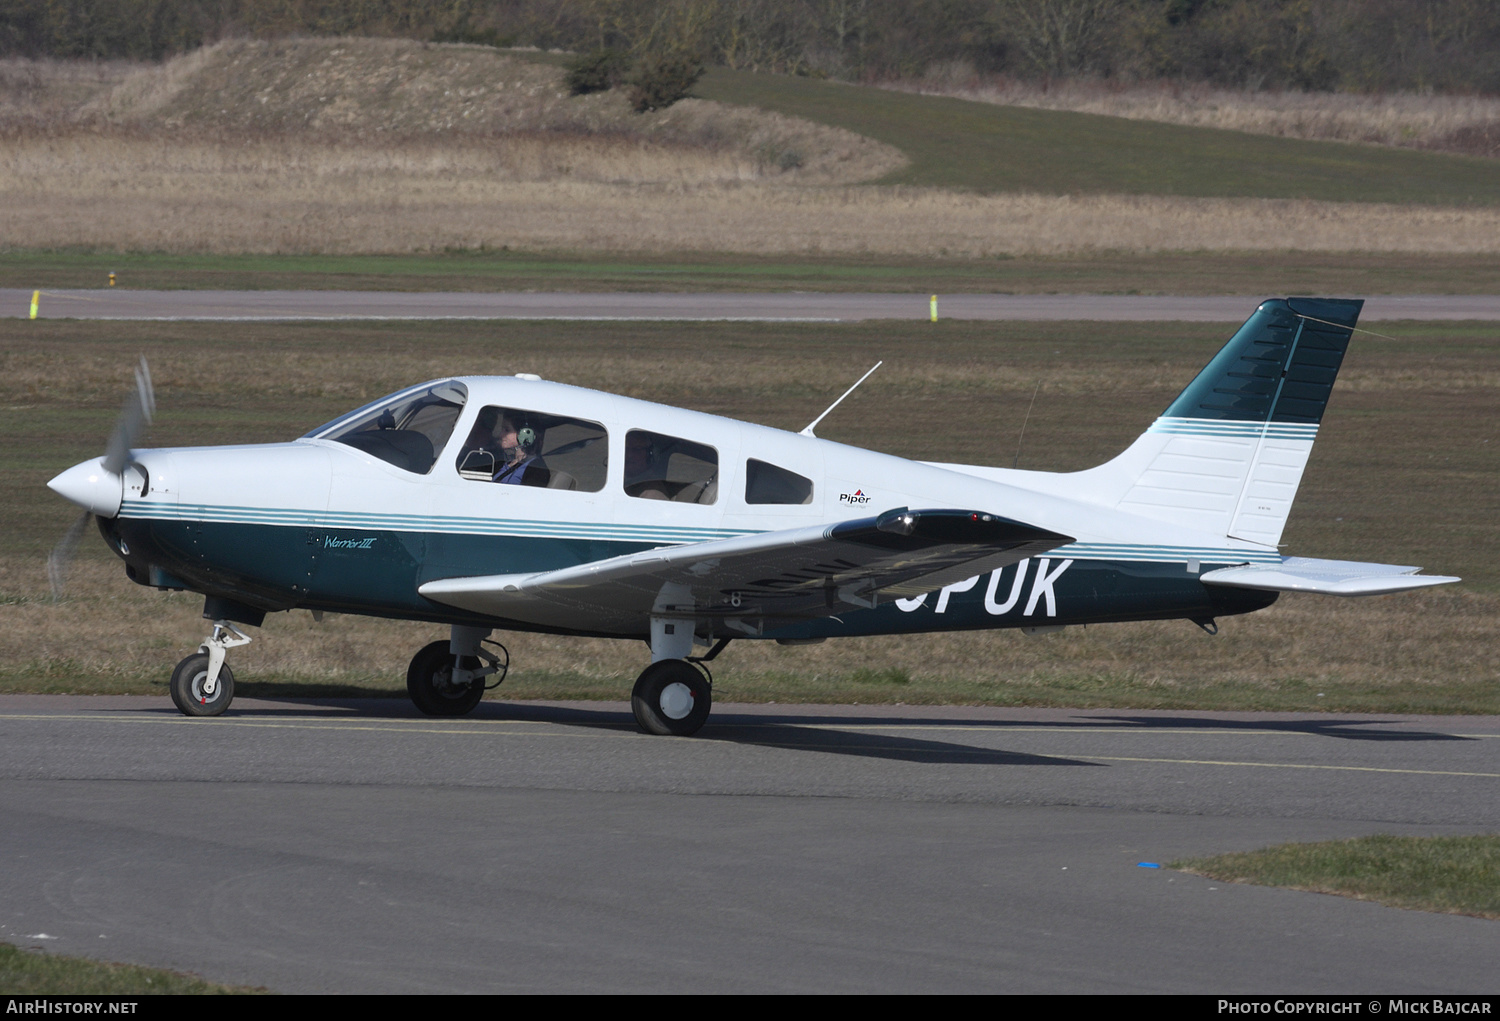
[4,39,1500,262]
[695,68,1500,205]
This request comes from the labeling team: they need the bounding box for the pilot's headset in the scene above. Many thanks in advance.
[508,415,539,454]
[516,424,537,451]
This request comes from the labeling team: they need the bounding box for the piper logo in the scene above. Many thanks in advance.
[839,489,871,505]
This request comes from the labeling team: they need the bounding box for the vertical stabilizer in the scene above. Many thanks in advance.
[1083,298,1361,546]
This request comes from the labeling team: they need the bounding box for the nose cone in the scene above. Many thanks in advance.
[48,458,123,518]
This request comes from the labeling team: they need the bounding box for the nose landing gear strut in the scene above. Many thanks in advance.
[169,620,251,717]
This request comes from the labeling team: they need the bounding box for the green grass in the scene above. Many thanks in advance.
[0,941,264,994]
[695,68,1500,205]
[5,249,1499,294]
[1175,836,1500,919]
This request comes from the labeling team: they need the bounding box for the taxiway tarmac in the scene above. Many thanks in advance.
[8,289,1500,322]
[1,695,1496,993]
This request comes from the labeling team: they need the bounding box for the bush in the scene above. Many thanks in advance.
[626,53,704,113]
[565,48,628,95]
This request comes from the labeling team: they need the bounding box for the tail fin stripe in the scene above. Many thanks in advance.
[1150,418,1318,440]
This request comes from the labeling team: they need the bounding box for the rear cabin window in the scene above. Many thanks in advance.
[624,430,718,504]
[312,381,467,475]
[745,459,814,505]
[455,407,607,492]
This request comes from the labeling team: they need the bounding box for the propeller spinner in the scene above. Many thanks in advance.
[46,358,155,599]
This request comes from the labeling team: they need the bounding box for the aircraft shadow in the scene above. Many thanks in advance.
[189,697,1097,766]
[696,721,1102,766]
[486,701,1100,766]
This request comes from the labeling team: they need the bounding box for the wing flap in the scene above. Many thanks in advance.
[419,507,1071,632]
[1200,556,1459,597]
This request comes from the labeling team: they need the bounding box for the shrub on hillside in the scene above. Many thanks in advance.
[565,48,628,95]
[627,53,703,113]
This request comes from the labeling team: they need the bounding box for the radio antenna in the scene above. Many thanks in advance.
[1013,379,1041,469]
[801,361,882,438]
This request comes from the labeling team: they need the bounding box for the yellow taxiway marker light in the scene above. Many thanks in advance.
[930,294,938,322]
[30,290,39,319]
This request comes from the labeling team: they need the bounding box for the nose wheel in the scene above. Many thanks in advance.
[170,653,236,716]
[631,659,711,736]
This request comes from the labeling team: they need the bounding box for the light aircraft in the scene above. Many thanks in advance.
[47,298,1457,735]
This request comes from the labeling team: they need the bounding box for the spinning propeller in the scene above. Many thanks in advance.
[47,358,155,599]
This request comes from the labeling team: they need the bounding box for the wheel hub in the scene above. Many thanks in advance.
[189,671,216,703]
[658,681,695,719]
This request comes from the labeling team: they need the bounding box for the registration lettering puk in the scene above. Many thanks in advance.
[47,299,1457,735]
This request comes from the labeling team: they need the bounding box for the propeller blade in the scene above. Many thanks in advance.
[102,357,155,476]
[48,510,94,602]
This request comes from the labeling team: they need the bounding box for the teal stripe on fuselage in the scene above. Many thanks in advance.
[121,500,753,544]
[119,503,1280,565]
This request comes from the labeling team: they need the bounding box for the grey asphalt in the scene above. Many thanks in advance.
[2,695,1496,993]
[9,288,1500,321]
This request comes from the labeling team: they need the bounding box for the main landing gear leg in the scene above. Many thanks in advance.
[631,617,712,737]
[169,620,250,717]
[406,625,504,717]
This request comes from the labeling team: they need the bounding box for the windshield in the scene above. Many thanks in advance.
[307,381,468,475]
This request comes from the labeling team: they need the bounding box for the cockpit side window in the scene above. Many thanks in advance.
[625,430,717,504]
[455,406,607,492]
[745,459,814,505]
[311,381,467,475]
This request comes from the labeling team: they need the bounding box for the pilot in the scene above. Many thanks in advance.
[493,414,551,487]
[624,431,669,500]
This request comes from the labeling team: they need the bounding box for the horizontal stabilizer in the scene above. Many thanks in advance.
[1200,557,1459,597]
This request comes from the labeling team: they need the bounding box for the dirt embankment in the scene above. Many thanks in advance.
[0,38,904,186]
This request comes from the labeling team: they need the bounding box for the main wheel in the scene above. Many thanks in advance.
[169,652,235,717]
[407,640,485,717]
[631,659,711,736]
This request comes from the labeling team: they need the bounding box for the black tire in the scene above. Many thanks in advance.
[631,659,711,736]
[407,640,485,717]
[169,652,235,717]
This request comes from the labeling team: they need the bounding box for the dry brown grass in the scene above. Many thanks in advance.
[890,72,1500,157]
[6,149,1500,256]
[0,56,138,130]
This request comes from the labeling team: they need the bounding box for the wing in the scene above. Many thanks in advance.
[419,507,1072,635]
[1201,556,1460,596]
